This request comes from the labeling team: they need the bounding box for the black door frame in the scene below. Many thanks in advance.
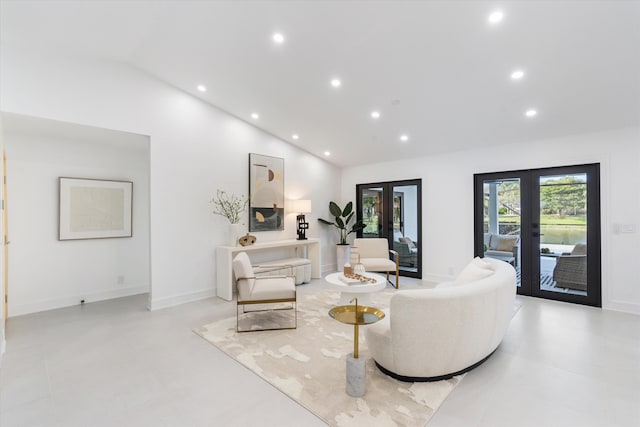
[356,179,422,279]
[474,164,601,307]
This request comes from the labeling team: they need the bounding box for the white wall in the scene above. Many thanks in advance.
[0,114,5,361]
[0,48,341,311]
[3,126,151,315]
[342,127,640,314]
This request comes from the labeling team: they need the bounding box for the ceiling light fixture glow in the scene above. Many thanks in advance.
[400,134,409,142]
[330,78,341,88]
[324,151,331,156]
[511,70,525,80]
[488,10,504,24]
[197,85,207,92]
[292,134,299,140]
[251,113,259,120]
[525,109,537,118]
[272,33,285,44]
[370,111,381,119]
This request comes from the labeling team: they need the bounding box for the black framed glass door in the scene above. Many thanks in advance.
[356,179,422,278]
[474,164,601,307]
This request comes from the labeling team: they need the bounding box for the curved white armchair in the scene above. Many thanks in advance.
[365,257,516,381]
[353,238,399,288]
[232,252,297,332]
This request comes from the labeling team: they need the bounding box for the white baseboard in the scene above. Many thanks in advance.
[9,284,149,317]
[604,299,640,315]
[322,264,337,275]
[148,288,216,311]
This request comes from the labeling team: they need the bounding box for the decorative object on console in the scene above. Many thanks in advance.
[290,199,311,240]
[238,233,256,246]
[59,177,133,241]
[249,153,284,232]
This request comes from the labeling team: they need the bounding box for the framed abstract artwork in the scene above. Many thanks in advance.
[59,177,133,240]
[248,153,284,231]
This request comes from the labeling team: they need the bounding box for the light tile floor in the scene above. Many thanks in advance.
[1,277,638,427]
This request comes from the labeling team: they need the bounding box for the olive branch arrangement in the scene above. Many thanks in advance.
[210,190,249,224]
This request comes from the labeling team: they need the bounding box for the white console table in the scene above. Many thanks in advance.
[216,238,321,301]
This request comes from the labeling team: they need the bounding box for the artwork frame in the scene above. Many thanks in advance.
[59,177,133,240]
[248,153,284,232]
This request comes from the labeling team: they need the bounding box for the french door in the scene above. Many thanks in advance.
[474,164,601,307]
[356,179,422,278]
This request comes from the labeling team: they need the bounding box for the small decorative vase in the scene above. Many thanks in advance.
[238,233,256,246]
[336,245,351,271]
[229,223,244,246]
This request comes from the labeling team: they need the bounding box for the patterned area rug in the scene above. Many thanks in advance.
[194,289,462,427]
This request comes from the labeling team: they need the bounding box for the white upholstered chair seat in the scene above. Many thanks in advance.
[359,258,397,271]
[237,278,296,301]
[232,252,296,332]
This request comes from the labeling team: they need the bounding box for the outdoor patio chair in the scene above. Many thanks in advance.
[552,243,587,291]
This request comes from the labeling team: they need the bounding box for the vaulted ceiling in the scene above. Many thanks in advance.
[1,1,639,166]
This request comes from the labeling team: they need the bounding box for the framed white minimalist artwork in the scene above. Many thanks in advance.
[59,177,133,240]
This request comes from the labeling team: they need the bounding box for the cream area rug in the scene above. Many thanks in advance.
[194,289,462,427]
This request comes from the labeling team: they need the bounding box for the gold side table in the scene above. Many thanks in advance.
[329,299,385,397]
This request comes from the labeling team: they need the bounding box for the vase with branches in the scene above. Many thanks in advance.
[210,190,248,225]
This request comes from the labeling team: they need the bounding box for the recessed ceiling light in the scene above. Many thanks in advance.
[251,113,260,120]
[525,109,537,118]
[330,78,341,88]
[272,33,285,44]
[371,111,381,119]
[197,84,207,92]
[324,151,331,156]
[511,70,525,80]
[400,134,409,142]
[488,10,504,24]
[292,134,299,140]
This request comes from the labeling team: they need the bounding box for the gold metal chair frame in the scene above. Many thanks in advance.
[235,270,297,333]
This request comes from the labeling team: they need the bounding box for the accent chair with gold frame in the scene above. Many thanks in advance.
[232,252,297,332]
[353,238,400,288]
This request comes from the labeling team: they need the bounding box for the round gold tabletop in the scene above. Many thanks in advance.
[328,305,385,325]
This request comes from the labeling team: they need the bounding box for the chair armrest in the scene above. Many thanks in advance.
[389,249,399,263]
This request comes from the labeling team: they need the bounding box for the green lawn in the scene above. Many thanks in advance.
[495,214,586,226]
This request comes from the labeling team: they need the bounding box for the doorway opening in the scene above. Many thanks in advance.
[356,179,422,278]
[474,164,601,307]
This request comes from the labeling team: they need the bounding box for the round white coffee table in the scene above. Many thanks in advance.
[325,272,387,305]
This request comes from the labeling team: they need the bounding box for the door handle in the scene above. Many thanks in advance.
[532,232,544,237]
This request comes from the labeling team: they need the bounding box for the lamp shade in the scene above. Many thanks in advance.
[290,199,312,214]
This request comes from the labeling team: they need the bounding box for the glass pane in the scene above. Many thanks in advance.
[482,179,521,286]
[392,185,418,273]
[362,187,383,238]
[539,174,587,296]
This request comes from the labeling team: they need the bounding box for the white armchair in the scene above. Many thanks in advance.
[353,238,399,288]
[232,252,297,332]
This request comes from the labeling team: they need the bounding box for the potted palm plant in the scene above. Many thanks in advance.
[318,201,366,268]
